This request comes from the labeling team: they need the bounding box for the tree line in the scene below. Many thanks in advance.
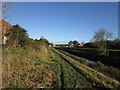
[67,29,120,50]
[5,25,119,51]
[84,29,120,50]
[68,40,80,47]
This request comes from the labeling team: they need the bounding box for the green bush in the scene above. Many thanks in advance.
[5,24,29,48]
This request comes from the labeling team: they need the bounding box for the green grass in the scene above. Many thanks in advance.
[108,49,120,52]
[52,48,120,88]
[72,47,120,51]
[66,47,120,53]
[58,49,120,82]
[51,49,92,88]
[34,60,46,66]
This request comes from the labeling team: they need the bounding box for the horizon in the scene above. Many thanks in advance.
[6,2,118,44]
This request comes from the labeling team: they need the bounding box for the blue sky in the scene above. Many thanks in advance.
[9,2,118,44]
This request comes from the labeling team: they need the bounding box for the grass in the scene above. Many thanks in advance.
[71,47,120,51]
[51,49,93,88]
[34,60,46,66]
[2,45,120,88]
[2,45,54,88]
[108,49,120,52]
[57,49,120,82]
[52,48,120,88]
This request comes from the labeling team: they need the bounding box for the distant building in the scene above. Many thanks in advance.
[53,45,61,48]
[77,44,84,47]
[1,20,13,44]
[49,45,52,47]
[53,44,84,48]
[53,44,69,48]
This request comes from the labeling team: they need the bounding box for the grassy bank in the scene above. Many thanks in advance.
[2,45,54,88]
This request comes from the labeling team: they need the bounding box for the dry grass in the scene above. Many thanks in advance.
[2,45,54,88]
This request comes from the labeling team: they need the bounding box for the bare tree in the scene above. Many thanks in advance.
[0,0,15,88]
[93,29,112,49]
[2,0,15,21]
[1,0,15,44]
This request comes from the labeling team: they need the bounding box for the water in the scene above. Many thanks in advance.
[75,56,96,64]
[86,60,96,64]
[64,52,96,65]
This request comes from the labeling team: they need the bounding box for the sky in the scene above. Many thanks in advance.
[7,2,118,44]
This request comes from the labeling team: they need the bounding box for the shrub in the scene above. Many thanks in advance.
[5,24,29,48]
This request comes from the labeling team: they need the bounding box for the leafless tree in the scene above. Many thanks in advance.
[93,28,113,49]
[2,0,15,21]
[0,0,15,44]
[0,0,15,88]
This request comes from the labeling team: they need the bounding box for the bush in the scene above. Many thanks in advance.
[39,38,49,46]
[5,24,29,48]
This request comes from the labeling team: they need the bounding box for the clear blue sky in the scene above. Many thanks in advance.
[10,2,118,44]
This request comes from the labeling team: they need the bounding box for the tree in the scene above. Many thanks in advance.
[39,37,49,46]
[68,41,73,47]
[5,24,29,47]
[35,39,40,44]
[112,39,120,49]
[2,0,15,20]
[83,42,97,48]
[1,1,15,88]
[49,42,54,47]
[93,29,112,49]
[73,40,79,47]
[81,42,84,45]
[1,0,15,45]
